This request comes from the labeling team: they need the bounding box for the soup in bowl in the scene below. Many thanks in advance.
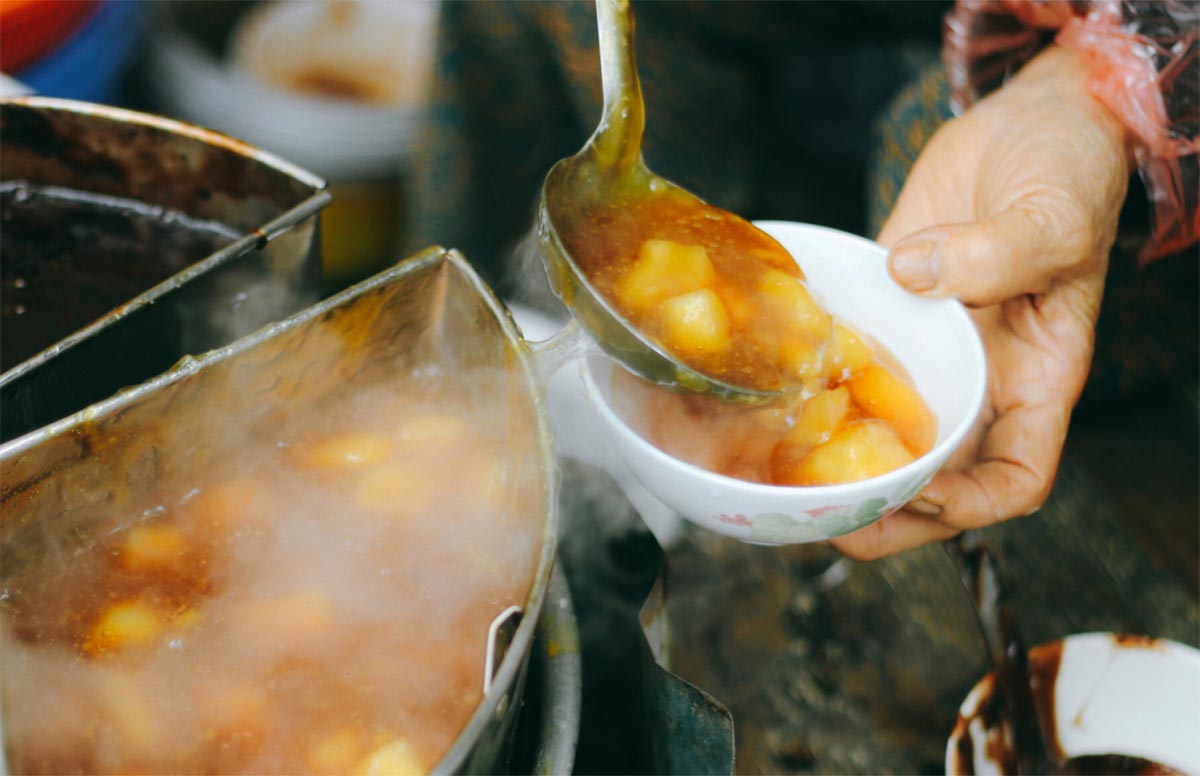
[550,221,986,545]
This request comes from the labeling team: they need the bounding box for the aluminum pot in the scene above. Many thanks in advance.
[0,97,330,442]
[0,248,559,774]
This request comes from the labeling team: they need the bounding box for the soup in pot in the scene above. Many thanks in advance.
[0,372,543,774]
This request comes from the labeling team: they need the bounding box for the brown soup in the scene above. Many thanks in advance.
[556,187,823,394]
[558,185,936,485]
[0,182,239,372]
[1,378,541,775]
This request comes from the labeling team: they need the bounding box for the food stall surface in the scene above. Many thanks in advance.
[661,380,1198,774]
[509,376,1197,775]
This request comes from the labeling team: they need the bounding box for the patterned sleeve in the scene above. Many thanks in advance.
[944,0,1199,262]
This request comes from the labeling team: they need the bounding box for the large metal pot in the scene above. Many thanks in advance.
[0,248,559,774]
[0,97,329,442]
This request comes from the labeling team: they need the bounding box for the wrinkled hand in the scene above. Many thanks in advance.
[834,46,1133,560]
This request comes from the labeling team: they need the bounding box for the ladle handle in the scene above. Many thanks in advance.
[529,319,590,386]
[593,0,645,172]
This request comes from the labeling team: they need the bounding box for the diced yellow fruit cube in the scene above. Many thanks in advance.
[355,463,437,513]
[290,433,392,472]
[237,592,334,645]
[822,323,875,382]
[358,738,426,776]
[779,338,823,382]
[758,269,832,344]
[787,387,853,452]
[846,364,937,455]
[659,289,731,355]
[397,412,470,448]
[721,286,756,328]
[306,727,364,774]
[86,601,163,655]
[118,525,190,573]
[782,420,915,486]
[618,239,715,311]
[768,388,853,481]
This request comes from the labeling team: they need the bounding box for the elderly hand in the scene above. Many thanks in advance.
[833,46,1133,560]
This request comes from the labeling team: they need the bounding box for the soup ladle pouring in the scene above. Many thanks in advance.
[534,0,800,405]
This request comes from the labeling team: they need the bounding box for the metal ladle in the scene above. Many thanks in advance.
[534,0,798,404]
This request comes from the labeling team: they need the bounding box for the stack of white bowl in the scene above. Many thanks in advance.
[148,0,439,281]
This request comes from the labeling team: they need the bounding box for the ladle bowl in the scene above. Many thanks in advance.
[535,0,792,404]
[543,222,987,545]
[536,170,784,402]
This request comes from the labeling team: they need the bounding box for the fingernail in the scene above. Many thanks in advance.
[889,240,938,292]
[907,496,943,517]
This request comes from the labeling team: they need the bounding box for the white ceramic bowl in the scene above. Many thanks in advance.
[146,1,437,180]
[552,221,986,545]
[946,633,1200,775]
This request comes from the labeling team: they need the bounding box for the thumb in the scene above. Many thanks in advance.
[886,197,1093,307]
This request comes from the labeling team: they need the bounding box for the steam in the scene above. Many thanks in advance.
[1,358,544,773]
[507,228,569,318]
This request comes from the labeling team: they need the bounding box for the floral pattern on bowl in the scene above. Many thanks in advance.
[743,497,887,544]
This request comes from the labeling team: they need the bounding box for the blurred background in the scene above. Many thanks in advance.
[1,0,950,295]
[2,0,438,288]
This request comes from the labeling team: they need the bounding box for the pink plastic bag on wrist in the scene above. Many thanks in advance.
[945,0,1199,262]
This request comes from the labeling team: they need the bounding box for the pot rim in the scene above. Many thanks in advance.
[0,247,562,776]
[0,96,331,399]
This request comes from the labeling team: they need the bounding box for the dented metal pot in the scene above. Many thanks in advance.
[0,97,330,442]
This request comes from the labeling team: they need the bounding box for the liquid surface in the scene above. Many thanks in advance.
[0,182,239,372]
[610,318,937,487]
[0,374,542,774]
[556,186,821,394]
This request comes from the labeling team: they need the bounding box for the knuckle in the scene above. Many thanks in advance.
[1025,193,1093,264]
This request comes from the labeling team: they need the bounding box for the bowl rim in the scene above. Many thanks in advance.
[944,632,1200,775]
[579,220,988,500]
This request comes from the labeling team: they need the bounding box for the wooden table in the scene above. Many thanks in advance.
[663,381,1199,774]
